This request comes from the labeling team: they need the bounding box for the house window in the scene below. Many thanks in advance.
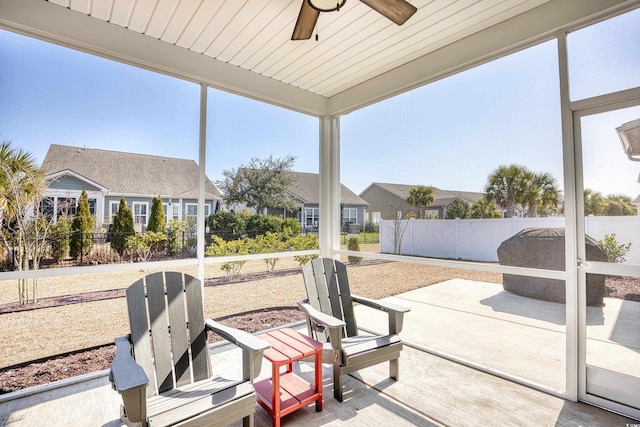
[110,201,120,220]
[88,199,97,217]
[39,197,55,219]
[342,208,357,224]
[305,208,319,227]
[133,202,148,225]
[371,212,381,224]
[424,209,439,219]
[185,203,210,226]
[163,203,180,223]
[58,198,77,216]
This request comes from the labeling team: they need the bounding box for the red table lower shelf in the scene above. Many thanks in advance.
[254,328,323,427]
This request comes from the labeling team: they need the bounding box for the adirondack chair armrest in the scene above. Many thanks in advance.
[205,319,270,381]
[297,301,346,350]
[109,336,149,423]
[351,294,410,335]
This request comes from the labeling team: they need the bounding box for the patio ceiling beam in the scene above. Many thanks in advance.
[327,0,638,116]
[0,0,329,117]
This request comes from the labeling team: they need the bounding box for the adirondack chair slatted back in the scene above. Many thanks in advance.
[302,258,358,338]
[126,271,211,397]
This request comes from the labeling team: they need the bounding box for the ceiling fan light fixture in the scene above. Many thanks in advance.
[307,0,347,12]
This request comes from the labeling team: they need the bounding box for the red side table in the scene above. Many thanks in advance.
[254,328,323,427]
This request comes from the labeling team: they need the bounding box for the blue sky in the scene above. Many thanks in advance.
[1,7,639,198]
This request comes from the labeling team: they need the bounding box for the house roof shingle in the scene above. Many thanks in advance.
[363,182,484,207]
[287,171,367,206]
[41,144,221,199]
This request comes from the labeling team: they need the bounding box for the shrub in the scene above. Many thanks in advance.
[70,187,95,258]
[598,233,632,263]
[287,234,319,266]
[126,231,166,262]
[282,218,302,238]
[364,221,377,233]
[245,214,282,236]
[49,215,72,262]
[347,237,363,264]
[146,196,166,233]
[205,235,249,278]
[251,232,286,272]
[166,217,187,256]
[111,197,134,255]
[207,211,246,240]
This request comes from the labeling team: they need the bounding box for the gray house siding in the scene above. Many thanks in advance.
[49,175,101,192]
[360,185,416,221]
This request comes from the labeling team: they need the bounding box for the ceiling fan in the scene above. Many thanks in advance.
[292,0,417,40]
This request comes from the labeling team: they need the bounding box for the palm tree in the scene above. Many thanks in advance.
[406,185,434,218]
[583,188,604,216]
[470,198,501,218]
[484,164,529,218]
[0,142,47,304]
[524,172,561,217]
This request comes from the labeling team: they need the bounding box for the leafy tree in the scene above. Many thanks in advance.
[70,187,95,258]
[602,194,636,216]
[406,185,434,218]
[146,195,166,233]
[207,210,246,240]
[217,155,298,213]
[470,198,501,218]
[111,197,134,255]
[445,200,470,219]
[584,189,605,216]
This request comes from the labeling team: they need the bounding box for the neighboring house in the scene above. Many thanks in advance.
[40,144,222,231]
[229,170,368,232]
[360,182,484,222]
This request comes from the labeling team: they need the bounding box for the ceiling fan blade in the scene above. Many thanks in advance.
[292,1,320,40]
[360,0,417,25]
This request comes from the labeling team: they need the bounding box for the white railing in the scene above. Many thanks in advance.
[380,216,640,264]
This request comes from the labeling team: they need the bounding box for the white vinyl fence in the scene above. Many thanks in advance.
[380,216,640,264]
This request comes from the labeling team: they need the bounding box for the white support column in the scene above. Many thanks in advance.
[558,32,579,402]
[318,115,340,258]
[197,83,207,282]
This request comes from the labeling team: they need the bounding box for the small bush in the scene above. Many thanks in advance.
[49,215,72,262]
[126,231,166,262]
[205,235,248,278]
[347,237,363,264]
[288,234,319,266]
[282,217,302,238]
[207,211,246,240]
[598,233,632,263]
[245,214,282,235]
[251,232,286,272]
[364,221,377,233]
[146,196,166,233]
[166,218,187,256]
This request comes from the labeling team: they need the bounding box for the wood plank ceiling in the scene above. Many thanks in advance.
[46,0,550,98]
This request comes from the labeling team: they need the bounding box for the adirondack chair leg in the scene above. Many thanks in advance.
[333,363,343,402]
[390,358,399,381]
[242,413,253,427]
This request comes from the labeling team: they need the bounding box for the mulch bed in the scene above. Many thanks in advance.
[0,307,305,394]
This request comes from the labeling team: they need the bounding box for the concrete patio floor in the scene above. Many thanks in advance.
[0,279,638,426]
